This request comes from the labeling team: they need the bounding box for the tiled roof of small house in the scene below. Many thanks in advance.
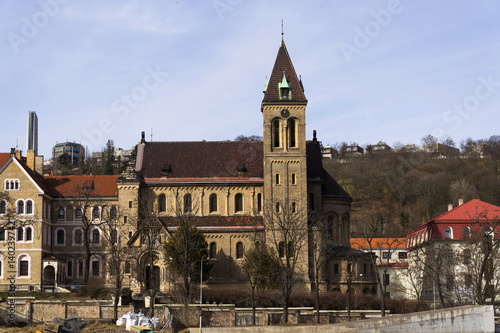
[44,175,119,197]
[351,238,406,250]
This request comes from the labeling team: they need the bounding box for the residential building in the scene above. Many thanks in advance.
[53,142,85,168]
[406,199,500,305]
[351,238,408,299]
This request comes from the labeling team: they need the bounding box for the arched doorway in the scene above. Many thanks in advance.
[141,254,161,291]
[43,266,55,286]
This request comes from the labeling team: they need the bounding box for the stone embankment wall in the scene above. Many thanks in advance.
[195,305,494,333]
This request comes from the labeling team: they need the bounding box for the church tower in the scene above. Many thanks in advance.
[262,37,308,212]
[262,38,310,282]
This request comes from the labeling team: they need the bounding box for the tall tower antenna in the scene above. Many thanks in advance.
[281,20,284,38]
[150,128,153,142]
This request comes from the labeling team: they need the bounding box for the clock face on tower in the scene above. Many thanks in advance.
[281,109,290,118]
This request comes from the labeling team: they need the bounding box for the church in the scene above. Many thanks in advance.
[0,38,376,295]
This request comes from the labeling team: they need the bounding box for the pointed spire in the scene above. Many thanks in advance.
[262,38,307,103]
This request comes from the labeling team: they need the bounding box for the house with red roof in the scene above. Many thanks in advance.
[351,238,408,299]
[406,199,500,305]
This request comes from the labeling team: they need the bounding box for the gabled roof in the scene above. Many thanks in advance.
[138,141,264,180]
[0,155,50,195]
[44,175,119,197]
[262,39,307,103]
[432,199,500,222]
[351,238,406,250]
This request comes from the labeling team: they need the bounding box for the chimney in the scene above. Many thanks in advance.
[458,198,464,206]
[26,149,36,171]
[141,131,146,144]
[448,204,453,211]
[15,150,22,160]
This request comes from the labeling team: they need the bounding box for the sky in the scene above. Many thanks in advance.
[1,0,499,158]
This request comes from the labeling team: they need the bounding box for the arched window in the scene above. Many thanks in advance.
[18,254,30,277]
[26,200,33,214]
[17,227,23,241]
[463,226,471,239]
[110,206,118,219]
[92,206,100,220]
[275,202,280,213]
[444,226,453,239]
[158,194,166,213]
[272,118,281,148]
[236,242,244,259]
[209,242,217,259]
[74,229,83,244]
[291,173,296,185]
[309,193,315,211]
[75,207,82,220]
[291,202,296,213]
[257,193,262,212]
[235,193,243,212]
[333,263,339,275]
[56,229,65,245]
[0,200,6,214]
[288,118,297,148]
[17,200,24,214]
[25,227,32,241]
[275,173,280,185]
[57,207,65,220]
[209,194,218,213]
[92,229,100,244]
[184,194,192,213]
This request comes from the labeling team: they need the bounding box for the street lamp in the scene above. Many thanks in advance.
[199,255,206,332]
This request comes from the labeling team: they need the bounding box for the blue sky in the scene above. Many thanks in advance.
[1,0,499,158]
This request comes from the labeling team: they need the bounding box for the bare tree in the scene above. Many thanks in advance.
[99,205,129,322]
[353,237,405,316]
[163,202,211,308]
[264,200,308,323]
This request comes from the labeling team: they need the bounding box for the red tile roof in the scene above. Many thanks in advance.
[432,199,500,222]
[0,153,10,168]
[351,238,406,250]
[263,39,307,103]
[44,175,119,197]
